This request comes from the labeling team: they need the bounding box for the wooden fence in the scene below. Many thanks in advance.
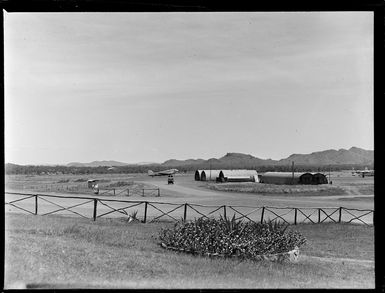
[98,188,160,197]
[4,192,374,226]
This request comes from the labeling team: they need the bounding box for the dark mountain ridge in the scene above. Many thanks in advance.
[6,147,373,172]
[161,147,373,168]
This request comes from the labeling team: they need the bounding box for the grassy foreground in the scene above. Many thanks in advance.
[205,182,346,196]
[4,213,374,289]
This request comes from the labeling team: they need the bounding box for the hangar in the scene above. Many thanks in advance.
[195,170,203,181]
[312,173,328,184]
[260,172,327,185]
[200,170,222,181]
[260,172,311,185]
[218,170,259,183]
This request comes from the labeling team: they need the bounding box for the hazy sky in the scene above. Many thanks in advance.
[4,12,373,165]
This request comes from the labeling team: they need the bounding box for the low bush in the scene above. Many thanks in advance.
[57,179,70,183]
[108,181,133,188]
[74,178,87,182]
[159,216,306,259]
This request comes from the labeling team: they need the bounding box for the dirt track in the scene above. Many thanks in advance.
[5,173,374,224]
[136,174,374,210]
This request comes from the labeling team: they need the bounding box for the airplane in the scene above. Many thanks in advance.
[148,168,179,177]
[352,167,374,177]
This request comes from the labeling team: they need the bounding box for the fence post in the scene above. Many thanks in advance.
[113,189,115,196]
[127,189,130,196]
[93,199,98,221]
[157,188,160,197]
[223,205,227,219]
[261,206,265,224]
[35,195,38,215]
[184,203,188,222]
[294,208,297,225]
[338,207,342,223]
[142,189,145,197]
[318,209,321,223]
[143,202,148,223]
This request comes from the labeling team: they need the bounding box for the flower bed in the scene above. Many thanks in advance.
[159,216,306,262]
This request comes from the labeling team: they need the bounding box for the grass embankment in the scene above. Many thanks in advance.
[5,214,374,289]
[205,182,347,196]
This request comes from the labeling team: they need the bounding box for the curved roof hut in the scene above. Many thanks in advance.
[312,173,328,184]
[200,170,222,181]
[195,170,203,181]
[299,172,314,184]
[260,172,314,185]
[218,170,259,183]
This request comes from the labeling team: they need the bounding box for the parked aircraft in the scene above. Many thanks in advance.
[148,169,179,176]
[352,167,374,177]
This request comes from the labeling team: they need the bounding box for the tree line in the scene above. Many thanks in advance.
[5,163,373,175]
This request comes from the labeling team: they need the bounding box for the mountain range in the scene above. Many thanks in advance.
[67,160,158,167]
[66,147,373,168]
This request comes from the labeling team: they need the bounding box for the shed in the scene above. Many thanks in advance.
[200,170,222,181]
[87,179,99,188]
[260,172,313,185]
[218,170,259,183]
[312,173,328,184]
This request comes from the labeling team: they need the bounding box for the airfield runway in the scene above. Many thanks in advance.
[5,174,374,225]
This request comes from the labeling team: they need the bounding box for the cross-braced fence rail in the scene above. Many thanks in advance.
[4,192,374,226]
[98,188,160,197]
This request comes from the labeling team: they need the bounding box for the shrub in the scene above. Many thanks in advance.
[127,210,140,223]
[74,178,87,182]
[159,216,306,259]
[108,181,133,188]
[57,179,70,183]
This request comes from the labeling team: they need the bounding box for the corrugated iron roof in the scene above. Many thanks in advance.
[220,170,258,177]
[261,172,311,179]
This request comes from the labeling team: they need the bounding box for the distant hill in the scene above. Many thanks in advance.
[160,147,374,168]
[66,160,161,167]
[136,162,160,166]
[162,158,206,166]
[162,152,276,168]
[6,146,374,170]
[67,160,130,167]
[278,147,374,165]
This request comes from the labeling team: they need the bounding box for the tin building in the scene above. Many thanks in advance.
[218,170,259,182]
[260,172,314,185]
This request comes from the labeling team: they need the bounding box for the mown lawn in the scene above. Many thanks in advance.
[4,213,374,289]
[205,182,347,196]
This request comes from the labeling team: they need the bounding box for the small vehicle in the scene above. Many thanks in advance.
[168,175,174,184]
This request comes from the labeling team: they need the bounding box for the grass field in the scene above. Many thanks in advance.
[5,174,158,196]
[4,213,374,289]
[204,182,347,196]
[5,170,374,198]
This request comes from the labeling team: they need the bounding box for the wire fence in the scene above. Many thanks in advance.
[4,192,374,226]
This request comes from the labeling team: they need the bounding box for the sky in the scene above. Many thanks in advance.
[4,12,373,165]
